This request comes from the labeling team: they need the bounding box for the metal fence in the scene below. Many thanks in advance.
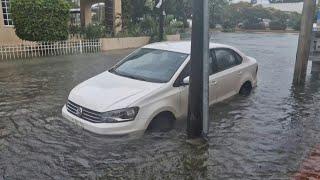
[0,39,101,60]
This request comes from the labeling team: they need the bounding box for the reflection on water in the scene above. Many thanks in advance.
[1,32,320,179]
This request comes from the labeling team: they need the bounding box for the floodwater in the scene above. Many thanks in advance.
[0,32,319,179]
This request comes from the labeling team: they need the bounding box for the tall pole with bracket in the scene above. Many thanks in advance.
[187,0,210,139]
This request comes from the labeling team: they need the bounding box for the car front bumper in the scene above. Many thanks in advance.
[62,105,142,135]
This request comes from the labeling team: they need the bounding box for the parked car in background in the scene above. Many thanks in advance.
[62,41,258,135]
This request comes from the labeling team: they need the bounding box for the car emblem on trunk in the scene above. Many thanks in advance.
[76,106,83,117]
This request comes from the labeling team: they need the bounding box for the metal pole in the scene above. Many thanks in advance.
[159,0,165,41]
[187,0,209,139]
[293,0,316,85]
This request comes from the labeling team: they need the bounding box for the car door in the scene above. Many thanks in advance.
[212,48,243,103]
[208,49,219,105]
[175,51,216,118]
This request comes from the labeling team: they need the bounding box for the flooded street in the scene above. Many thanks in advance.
[1,32,320,179]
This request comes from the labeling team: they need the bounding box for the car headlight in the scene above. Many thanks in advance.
[101,107,139,123]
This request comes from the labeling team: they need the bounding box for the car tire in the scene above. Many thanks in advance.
[239,81,252,96]
[147,112,175,132]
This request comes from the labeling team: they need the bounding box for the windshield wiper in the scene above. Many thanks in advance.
[112,71,143,81]
[110,70,162,83]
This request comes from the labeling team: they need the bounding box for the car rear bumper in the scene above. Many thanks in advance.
[62,105,143,135]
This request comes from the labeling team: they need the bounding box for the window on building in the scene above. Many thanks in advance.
[1,0,13,26]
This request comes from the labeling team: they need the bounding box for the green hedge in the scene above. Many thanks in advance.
[11,0,70,41]
[269,21,287,30]
[244,22,266,30]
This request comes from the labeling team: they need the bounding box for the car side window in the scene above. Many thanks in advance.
[208,50,214,75]
[173,51,216,87]
[214,48,242,72]
[210,49,219,74]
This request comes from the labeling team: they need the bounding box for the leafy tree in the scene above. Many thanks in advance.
[165,0,192,27]
[288,12,301,30]
[209,0,231,28]
[65,0,79,8]
[11,0,70,41]
[269,0,303,3]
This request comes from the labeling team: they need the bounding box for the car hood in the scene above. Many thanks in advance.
[68,71,163,112]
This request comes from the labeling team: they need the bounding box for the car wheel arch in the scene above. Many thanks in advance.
[145,108,177,128]
[239,80,253,96]
[238,72,254,91]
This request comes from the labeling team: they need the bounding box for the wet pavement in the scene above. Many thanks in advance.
[1,32,320,179]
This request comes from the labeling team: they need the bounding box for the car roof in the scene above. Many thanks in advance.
[143,41,234,54]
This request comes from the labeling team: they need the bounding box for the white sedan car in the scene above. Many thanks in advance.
[62,41,258,135]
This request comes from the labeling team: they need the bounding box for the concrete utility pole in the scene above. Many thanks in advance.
[293,0,316,85]
[187,0,209,139]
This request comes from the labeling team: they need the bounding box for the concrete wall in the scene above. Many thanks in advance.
[0,4,22,45]
[101,34,181,51]
[101,36,151,51]
[166,34,181,41]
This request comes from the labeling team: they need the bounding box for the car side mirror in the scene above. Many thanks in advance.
[182,76,190,86]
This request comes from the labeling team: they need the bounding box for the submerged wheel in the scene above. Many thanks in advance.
[147,112,175,132]
[239,81,252,96]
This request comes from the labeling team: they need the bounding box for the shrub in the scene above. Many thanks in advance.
[140,15,158,36]
[288,12,301,31]
[269,21,287,30]
[11,0,70,41]
[164,15,184,35]
[222,20,236,32]
[244,22,266,30]
[116,15,158,38]
[166,20,184,35]
[81,24,106,39]
[69,25,81,36]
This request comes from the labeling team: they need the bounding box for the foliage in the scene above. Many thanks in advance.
[212,2,301,31]
[65,0,79,8]
[165,0,192,28]
[121,0,154,26]
[81,24,106,39]
[244,22,266,30]
[119,0,188,41]
[269,0,303,3]
[269,20,287,30]
[268,8,288,30]
[222,20,236,32]
[11,0,70,41]
[209,0,231,28]
[165,15,184,35]
[69,25,81,36]
[115,15,158,38]
[269,8,289,24]
[288,12,301,30]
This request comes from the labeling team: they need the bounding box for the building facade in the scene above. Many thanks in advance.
[0,0,121,45]
[0,0,22,44]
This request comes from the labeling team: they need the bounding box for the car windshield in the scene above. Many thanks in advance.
[110,48,188,83]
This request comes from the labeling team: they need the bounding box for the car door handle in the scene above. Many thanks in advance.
[238,71,242,75]
[211,81,218,85]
